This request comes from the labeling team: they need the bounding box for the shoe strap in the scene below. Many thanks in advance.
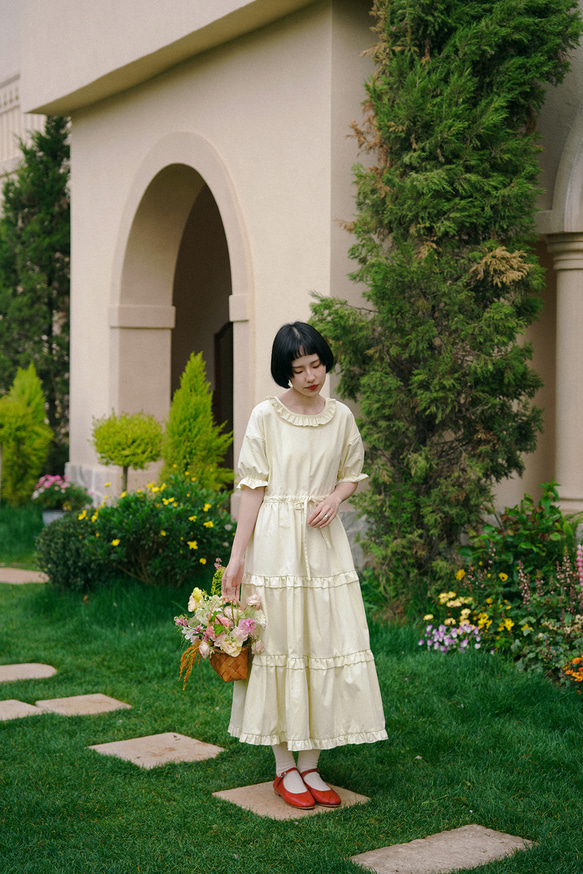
[278,766,299,778]
[299,768,319,777]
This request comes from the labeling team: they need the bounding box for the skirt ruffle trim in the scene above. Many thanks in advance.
[244,570,360,589]
[227,724,388,751]
[251,650,376,670]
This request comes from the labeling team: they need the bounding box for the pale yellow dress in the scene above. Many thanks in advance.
[228,396,388,751]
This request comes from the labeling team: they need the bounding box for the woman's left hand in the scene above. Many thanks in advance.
[308,496,340,528]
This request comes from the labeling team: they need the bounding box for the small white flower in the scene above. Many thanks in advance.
[246,593,262,608]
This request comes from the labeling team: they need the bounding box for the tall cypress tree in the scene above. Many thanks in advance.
[0,116,70,467]
[161,352,233,491]
[312,0,583,605]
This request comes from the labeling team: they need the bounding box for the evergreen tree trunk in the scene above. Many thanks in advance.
[312,0,583,606]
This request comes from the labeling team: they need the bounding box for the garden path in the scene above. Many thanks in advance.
[1,571,535,872]
[0,567,48,583]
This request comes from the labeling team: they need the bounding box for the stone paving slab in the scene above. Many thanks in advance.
[0,567,48,584]
[0,663,57,683]
[35,693,132,716]
[89,732,225,768]
[351,824,534,874]
[213,781,369,820]
[0,699,44,721]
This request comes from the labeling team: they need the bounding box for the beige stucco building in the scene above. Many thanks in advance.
[11,0,583,513]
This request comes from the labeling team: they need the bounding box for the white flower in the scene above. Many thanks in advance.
[252,640,265,654]
[220,635,242,656]
[199,640,210,659]
[246,593,262,608]
[183,627,199,644]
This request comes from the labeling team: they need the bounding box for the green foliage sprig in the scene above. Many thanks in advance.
[92,411,163,493]
[311,0,583,606]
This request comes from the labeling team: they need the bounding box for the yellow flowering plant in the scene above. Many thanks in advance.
[423,539,583,686]
[87,475,235,587]
[423,560,519,655]
[37,474,235,591]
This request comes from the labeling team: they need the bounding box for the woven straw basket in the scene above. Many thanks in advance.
[209,646,250,682]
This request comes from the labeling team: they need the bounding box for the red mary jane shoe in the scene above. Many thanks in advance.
[299,768,342,807]
[273,767,316,810]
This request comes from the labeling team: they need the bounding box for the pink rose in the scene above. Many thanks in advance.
[238,618,257,636]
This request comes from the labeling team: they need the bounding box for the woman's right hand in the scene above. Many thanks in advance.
[221,556,245,602]
[220,485,264,602]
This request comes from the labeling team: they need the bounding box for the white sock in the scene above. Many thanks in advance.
[297,749,330,792]
[272,743,305,793]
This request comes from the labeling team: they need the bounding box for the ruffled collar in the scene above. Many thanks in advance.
[269,396,337,427]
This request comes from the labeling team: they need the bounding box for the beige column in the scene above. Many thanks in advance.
[547,233,583,512]
[108,303,176,420]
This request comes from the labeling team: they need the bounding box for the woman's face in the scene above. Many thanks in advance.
[289,352,326,398]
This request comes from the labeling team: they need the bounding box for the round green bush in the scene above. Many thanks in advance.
[38,475,235,591]
[36,513,115,594]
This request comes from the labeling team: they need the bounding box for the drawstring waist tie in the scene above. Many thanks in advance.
[262,495,333,580]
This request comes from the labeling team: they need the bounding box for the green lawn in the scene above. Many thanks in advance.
[0,504,43,568]
[1,580,582,874]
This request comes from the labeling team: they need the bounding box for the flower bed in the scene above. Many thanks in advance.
[32,474,92,511]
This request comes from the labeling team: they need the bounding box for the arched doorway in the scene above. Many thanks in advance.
[112,163,233,477]
[172,182,233,467]
[109,132,252,493]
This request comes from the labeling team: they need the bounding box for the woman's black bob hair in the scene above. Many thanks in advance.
[271,322,334,388]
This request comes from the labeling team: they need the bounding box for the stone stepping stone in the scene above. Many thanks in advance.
[89,732,225,769]
[351,824,534,874]
[35,693,132,716]
[0,568,48,584]
[213,781,368,820]
[0,699,44,721]
[0,663,57,683]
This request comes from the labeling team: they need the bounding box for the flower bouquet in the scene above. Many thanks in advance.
[174,560,265,685]
[31,474,92,512]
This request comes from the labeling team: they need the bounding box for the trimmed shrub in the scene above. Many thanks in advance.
[0,364,52,505]
[36,513,114,594]
[37,476,235,591]
[92,411,162,493]
[161,352,232,490]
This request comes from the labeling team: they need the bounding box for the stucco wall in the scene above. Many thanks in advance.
[18,0,583,511]
[20,0,317,114]
[55,0,373,492]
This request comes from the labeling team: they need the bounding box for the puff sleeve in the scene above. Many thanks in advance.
[337,415,368,485]
[236,405,270,490]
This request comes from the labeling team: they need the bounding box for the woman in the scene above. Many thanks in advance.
[222,322,387,810]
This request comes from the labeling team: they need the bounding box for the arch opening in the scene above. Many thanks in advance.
[114,163,233,473]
